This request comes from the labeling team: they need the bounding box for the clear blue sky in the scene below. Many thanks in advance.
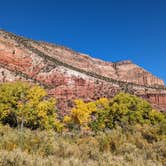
[0,0,166,83]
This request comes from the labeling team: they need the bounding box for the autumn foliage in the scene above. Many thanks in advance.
[0,82,165,165]
[0,82,63,131]
[0,81,165,133]
[64,93,166,132]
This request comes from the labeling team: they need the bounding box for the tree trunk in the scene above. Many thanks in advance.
[20,116,24,150]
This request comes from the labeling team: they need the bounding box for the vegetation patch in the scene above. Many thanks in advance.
[0,81,165,166]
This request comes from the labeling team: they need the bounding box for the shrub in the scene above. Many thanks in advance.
[0,125,165,166]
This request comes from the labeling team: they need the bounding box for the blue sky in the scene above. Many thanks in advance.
[0,0,166,83]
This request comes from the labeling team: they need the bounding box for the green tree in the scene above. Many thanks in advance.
[109,93,162,126]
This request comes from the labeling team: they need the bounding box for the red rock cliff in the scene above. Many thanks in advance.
[0,29,166,112]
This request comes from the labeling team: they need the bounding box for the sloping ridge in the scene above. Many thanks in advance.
[0,63,51,88]
[1,29,166,91]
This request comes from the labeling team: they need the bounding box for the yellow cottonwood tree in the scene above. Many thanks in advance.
[71,99,97,128]
[64,98,110,131]
[0,81,63,131]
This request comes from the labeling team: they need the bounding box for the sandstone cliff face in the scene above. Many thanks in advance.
[114,61,164,86]
[33,42,165,86]
[0,29,166,112]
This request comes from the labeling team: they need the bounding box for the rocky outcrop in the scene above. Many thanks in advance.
[0,29,166,112]
[113,61,164,86]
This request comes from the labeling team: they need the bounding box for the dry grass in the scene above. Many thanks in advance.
[0,124,165,166]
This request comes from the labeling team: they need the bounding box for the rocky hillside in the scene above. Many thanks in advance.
[0,29,166,111]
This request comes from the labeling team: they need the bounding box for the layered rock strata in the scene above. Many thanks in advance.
[0,30,166,112]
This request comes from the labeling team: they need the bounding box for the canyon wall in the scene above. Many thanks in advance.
[0,29,166,112]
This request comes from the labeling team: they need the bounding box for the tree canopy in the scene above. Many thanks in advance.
[0,81,63,131]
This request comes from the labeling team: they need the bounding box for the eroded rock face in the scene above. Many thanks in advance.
[113,61,164,86]
[0,29,166,112]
